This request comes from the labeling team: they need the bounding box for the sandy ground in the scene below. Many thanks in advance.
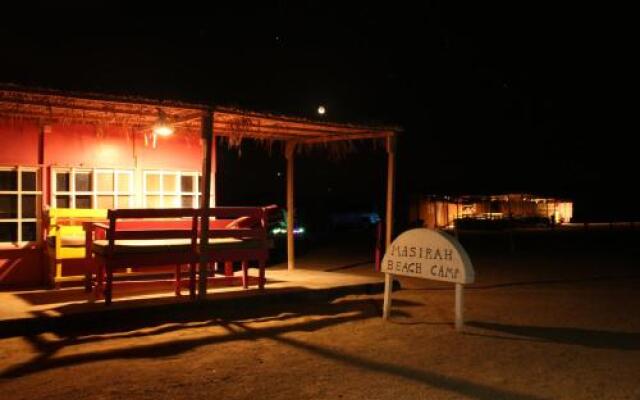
[1,228,639,400]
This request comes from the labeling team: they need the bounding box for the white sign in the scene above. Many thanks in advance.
[382,228,474,284]
[381,228,475,330]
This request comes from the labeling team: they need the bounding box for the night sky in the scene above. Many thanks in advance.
[0,3,629,223]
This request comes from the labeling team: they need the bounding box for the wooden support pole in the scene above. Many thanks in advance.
[198,109,213,299]
[385,135,396,249]
[383,135,396,320]
[211,123,219,277]
[285,141,296,271]
[211,126,217,207]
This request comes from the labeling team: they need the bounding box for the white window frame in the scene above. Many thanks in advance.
[143,170,201,208]
[51,167,135,209]
[94,169,135,209]
[0,166,42,247]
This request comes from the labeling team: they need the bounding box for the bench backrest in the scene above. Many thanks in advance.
[97,205,278,255]
[205,205,278,240]
[102,208,200,256]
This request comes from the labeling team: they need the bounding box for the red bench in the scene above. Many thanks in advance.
[89,206,275,305]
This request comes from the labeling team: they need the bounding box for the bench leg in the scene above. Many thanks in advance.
[54,261,63,289]
[104,267,113,306]
[224,261,233,277]
[94,262,104,300]
[84,258,94,294]
[259,260,265,289]
[47,255,56,289]
[241,261,249,289]
[189,263,196,300]
[84,271,92,293]
[175,264,182,296]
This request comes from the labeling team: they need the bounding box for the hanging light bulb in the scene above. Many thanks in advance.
[153,109,174,137]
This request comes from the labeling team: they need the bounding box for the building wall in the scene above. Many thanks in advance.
[506,195,538,218]
[557,202,573,223]
[417,198,459,228]
[0,119,206,287]
[0,120,40,165]
[413,194,574,230]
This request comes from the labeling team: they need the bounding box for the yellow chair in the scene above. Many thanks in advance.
[44,208,108,289]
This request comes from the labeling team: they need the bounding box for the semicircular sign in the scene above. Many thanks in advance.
[382,228,474,284]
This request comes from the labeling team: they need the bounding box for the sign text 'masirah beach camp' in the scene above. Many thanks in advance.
[381,228,474,284]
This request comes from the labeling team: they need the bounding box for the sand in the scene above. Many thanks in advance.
[1,228,639,399]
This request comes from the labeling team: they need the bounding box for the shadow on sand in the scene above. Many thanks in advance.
[0,295,547,400]
[467,321,640,350]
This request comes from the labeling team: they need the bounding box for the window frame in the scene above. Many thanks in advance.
[51,167,135,209]
[143,170,201,208]
[94,169,135,209]
[0,166,42,247]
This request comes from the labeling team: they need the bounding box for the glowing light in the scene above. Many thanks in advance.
[97,145,118,161]
[153,110,174,137]
[317,105,326,115]
[271,226,305,236]
[153,124,174,137]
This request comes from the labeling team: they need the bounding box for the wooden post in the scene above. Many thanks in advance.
[374,221,382,272]
[198,109,213,299]
[455,283,464,331]
[285,141,296,271]
[212,134,217,208]
[383,135,396,320]
[385,135,396,249]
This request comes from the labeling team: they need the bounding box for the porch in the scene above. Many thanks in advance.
[0,265,383,328]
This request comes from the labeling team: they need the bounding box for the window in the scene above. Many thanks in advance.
[143,170,201,208]
[0,167,41,245]
[52,168,134,209]
[95,169,134,209]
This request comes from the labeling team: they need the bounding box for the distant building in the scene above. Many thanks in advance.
[410,194,573,229]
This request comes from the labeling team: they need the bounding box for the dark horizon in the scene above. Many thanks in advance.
[0,3,627,223]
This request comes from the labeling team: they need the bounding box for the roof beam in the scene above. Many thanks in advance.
[299,131,393,144]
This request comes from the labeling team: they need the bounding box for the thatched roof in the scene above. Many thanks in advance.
[0,83,400,147]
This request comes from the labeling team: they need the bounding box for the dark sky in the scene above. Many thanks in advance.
[0,2,629,221]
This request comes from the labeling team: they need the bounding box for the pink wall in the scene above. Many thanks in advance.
[45,125,135,168]
[0,121,203,170]
[134,129,203,171]
[0,120,40,165]
[45,124,202,170]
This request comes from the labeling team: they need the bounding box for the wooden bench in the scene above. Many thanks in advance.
[43,208,108,289]
[202,206,276,290]
[89,206,276,305]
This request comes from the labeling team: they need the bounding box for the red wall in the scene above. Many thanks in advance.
[45,124,202,170]
[134,129,203,171]
[0,119,204,287]
[0,120,40,165]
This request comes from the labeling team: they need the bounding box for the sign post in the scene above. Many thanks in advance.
[381,228,475,331]
[455,282,464,330]
[382,273,393,320]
